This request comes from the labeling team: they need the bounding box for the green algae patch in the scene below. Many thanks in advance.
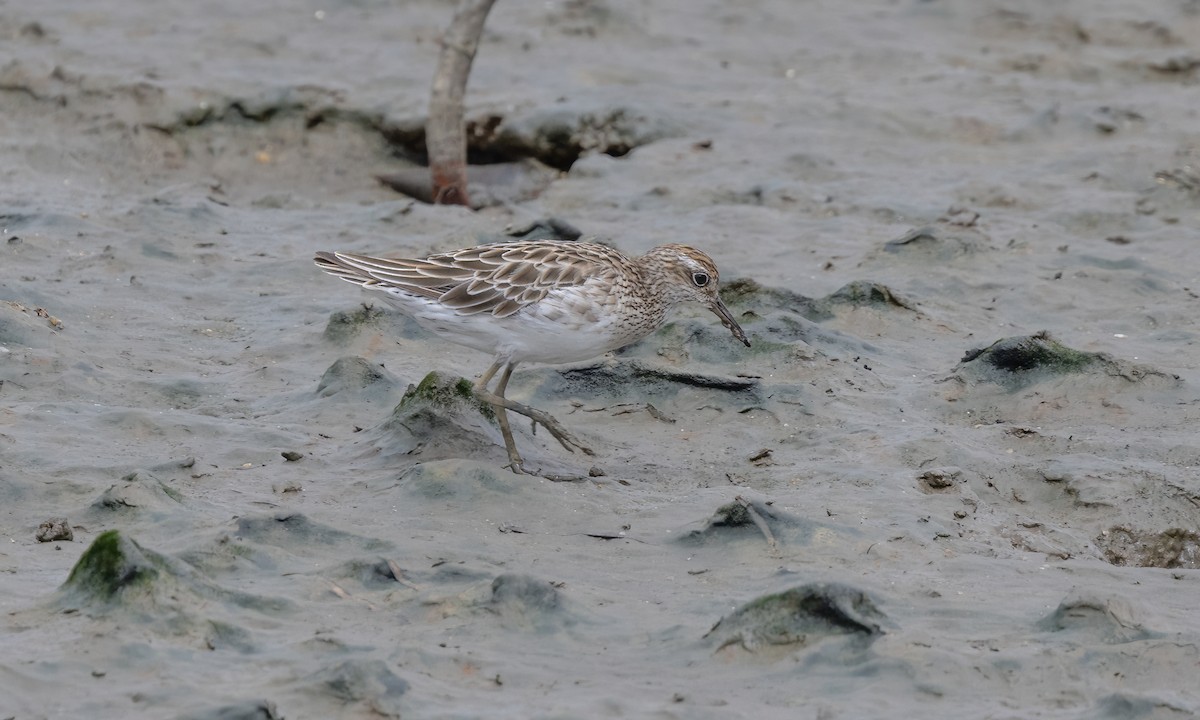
[953,331,1181,393]
[704,583,888,655]
[62,530,163,603]
[366,372,513,461]
[963,332,1096,375]
[399,371,495,422]
[55,530,295,628]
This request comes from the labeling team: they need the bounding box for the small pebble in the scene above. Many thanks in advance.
[36,517,73,542]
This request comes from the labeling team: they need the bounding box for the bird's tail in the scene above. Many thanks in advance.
[314,251,375,287]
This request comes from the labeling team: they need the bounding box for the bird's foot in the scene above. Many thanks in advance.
[529,414,595,457]
[505,459,589,482]
[476,390,595,457]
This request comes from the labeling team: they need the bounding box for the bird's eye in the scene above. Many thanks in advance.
[692,272,710,287]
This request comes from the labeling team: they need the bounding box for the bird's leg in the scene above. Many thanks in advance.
[474,362,595,458]
[488,362,527,475]
[492,363,592,482]
[474,358,504,391]
[473,360,525,472]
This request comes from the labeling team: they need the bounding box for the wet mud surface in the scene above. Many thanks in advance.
[3,1,1200,717]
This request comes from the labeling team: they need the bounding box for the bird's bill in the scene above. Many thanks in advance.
[709,297,751,347]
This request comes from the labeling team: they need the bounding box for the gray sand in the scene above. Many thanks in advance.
[3,1,1200,717]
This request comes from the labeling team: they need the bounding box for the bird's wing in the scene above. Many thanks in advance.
[314,242,616,318]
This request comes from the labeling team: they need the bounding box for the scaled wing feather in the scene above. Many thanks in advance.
[317,242,613,318]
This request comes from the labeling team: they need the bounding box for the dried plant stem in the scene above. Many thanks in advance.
[736,495,781,557]
[427,0,497,206]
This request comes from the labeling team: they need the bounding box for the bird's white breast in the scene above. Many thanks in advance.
[377,280,659,364]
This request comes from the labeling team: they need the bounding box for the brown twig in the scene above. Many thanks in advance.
[736,495,781,558]
[387,559,421,590]
[427,0,497,206]
[329,580,377,611]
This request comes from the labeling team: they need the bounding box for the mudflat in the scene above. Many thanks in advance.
[2,1,1199,718]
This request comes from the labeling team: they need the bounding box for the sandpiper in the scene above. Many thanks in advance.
[315,240,749,477]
